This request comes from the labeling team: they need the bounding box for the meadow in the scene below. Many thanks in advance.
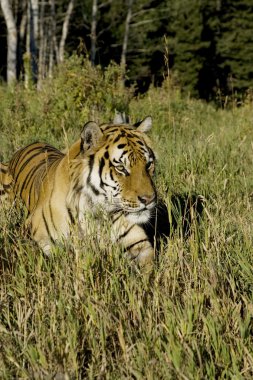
[1,57,253,379]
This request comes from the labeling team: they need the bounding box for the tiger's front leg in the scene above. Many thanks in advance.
[123,225,155,271]
[26,204,70,256]
[126,235,154,266]
[112,215,155,271]
[25,212,53,255]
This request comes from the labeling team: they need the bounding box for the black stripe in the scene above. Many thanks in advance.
[73,150,81,158]
[109,168,114,182]
[19,160,46,198]
[99,157,111,191]
[67,207,75,224]
[111,211,123,223]
[12,144,61,181]
[113,135,122,144]
[117,143,126,149]
[42,209,55,244]
[0,167,7,173]
[73,183,83,193]
[106,128,121,133]
[86,154,100,196]
[10,143,40,173]
[44,144,63,154]
[148,148,155,160]
[101,181,117,191]
[49,199,57,233]
[116,225,135,242]
[121,149,128,156]
[3,183,11,189]
[99,157,105,178]
[123,239,150,253]
[88,183,100,196]
[87,155,94,183]
[18,153,61,199]
[30,186,37,211]
[0,190,6,195]
[9,151,23,174]
[27,180,36,210]
[14,149,46,181]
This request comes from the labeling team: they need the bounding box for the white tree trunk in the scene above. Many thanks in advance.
[30,0,39,80]
[31,0,39,40]
[91,0,97,65]
[48,0,58,65]
[59,0,75,63]
[37,0,45,88]
[25,0,31,87]
[121,0,133,70]
[0,0,17,84]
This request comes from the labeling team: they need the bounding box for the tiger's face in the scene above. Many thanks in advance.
[79,117,157,224]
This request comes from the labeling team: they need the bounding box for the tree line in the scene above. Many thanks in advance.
[0,0,253,100]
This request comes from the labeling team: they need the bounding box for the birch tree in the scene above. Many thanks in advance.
[24,0,39,86]
[120,0,133,71]
[0,0,17,84]
[90,0,97,65]
[59,0,75,62]
[120,0,133,85]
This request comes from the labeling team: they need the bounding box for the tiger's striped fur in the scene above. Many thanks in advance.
[0,163,12,201]
[0,116,157,268]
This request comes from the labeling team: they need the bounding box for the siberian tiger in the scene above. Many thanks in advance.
[0,115,158,269]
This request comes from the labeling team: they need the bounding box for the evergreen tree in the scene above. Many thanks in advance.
[197,0,221,100]
[168,0,206,96]
[217,0,253,95]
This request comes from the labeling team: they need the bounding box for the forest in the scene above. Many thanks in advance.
[1,0,253,100]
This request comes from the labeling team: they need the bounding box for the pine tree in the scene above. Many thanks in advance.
[169,0,206,96]
[197,0,221,100]
[217,0,253,95]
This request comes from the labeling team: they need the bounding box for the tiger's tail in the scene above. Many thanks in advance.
[0,163,13,202]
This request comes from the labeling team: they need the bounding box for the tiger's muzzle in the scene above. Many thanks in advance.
[138,193,156,207]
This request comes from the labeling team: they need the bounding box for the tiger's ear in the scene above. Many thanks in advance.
[81,121,103,151]
[135,116,152,133]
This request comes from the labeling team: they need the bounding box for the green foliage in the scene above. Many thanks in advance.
[0,56,132,160]
[1,64,253,377]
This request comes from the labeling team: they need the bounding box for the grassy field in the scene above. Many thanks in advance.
[1,59,253,379]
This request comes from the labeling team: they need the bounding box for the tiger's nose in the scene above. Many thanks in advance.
[138,193,156,205]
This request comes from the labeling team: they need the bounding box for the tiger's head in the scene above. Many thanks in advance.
[71,116,157,224]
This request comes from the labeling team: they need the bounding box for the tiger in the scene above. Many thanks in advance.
[0,115,158,269]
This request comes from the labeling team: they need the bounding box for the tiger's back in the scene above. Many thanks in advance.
[8,142,64,212]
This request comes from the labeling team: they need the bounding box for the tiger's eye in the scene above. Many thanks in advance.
[115,165,128,175]
[116,165,125,171]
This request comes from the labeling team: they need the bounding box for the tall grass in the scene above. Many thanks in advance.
[1,58,253,379]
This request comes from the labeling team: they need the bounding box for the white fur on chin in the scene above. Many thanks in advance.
[126,209,151,224]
